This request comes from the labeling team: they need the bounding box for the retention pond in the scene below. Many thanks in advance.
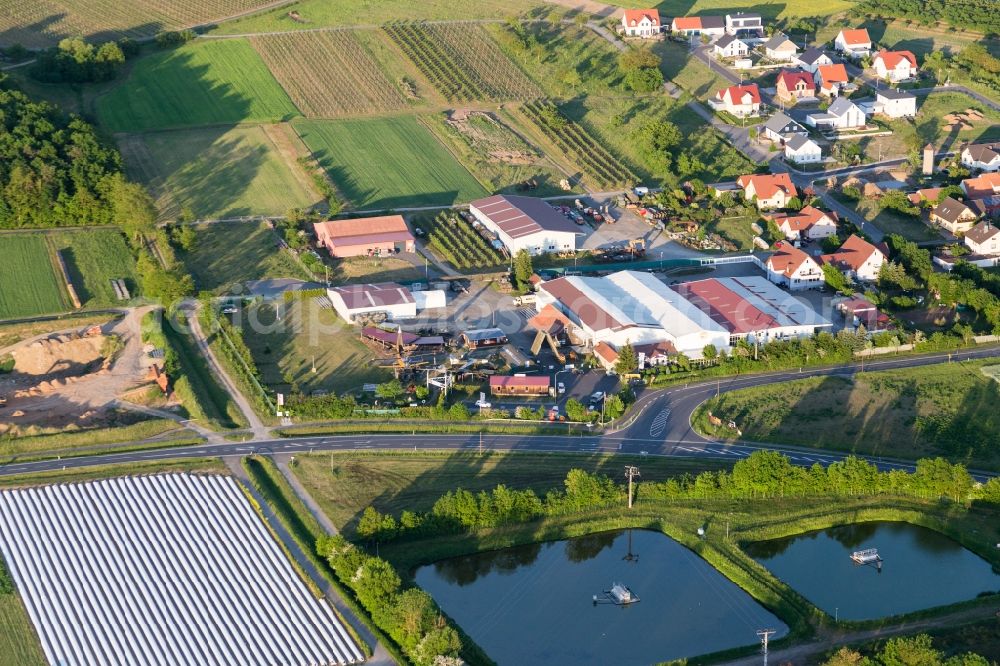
[744,521,1000,621]
[414,529,787,665]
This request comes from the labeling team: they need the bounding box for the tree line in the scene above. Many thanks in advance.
[853,0,1000,36]
[824,633,990,666]
[353,452,999,543]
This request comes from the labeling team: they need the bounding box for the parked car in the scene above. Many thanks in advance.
[220,305,238,315]
[557,382,566,395]
[589,391,604,404]
[413,227,426,237]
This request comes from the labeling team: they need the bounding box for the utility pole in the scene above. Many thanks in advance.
[479,431,483,456]
[625,466,640,508]
[757,629,777,666]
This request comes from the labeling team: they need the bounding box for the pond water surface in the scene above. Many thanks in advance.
[415,529,787,666]
[744,521,1000,621]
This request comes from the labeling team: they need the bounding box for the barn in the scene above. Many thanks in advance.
[313,215,415,258]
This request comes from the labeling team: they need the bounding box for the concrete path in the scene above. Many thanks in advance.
[184,302,271,439]
[225,456,396,666]
[273,452,341,536]
[113,400,221,443]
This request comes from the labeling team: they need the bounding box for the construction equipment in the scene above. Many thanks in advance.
[628,238,646,258]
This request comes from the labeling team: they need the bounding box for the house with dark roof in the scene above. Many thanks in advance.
[961,143,1000,173]
[762,112,807,143]
[713,33,749,58]
[870,88,916,119]
[965,220,1000,255]
[469,194,582,255]
[725,12,764,40]
[806,97,866,130]
[792,46,833,73]
[763,32,797,61]
[784,134,822,163]
[930,196,979,234]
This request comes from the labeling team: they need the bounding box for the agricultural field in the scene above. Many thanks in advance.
[294,116,488,209]
[241,297,391,395]
[610,0,855,20]
[416,210,507,270]
[48,230,137,307]
[0,593,45,666]
[0,0,278,48]
[426,110,573,197]
[179,221,310,293]
[518,100,638,190]
[210,0,543,35]
[291,450,731,535]
[96,39,299,132]
[120,125,321,221]
[816,18,992,58]
[0,235,67,320]
[384,23,541,102]
[250,31,407,117]
[696,360,1000,468]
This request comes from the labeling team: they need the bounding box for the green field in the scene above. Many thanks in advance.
[121,125,321,220]
[49,230,137,307]
[613,0,856,19]
[97,40,300,132]
[0,235,66,320]
[294,117,488,209]
[0,594,45,666]
[831,192,939,242]
[292,451,733,535]
[179,221,309,293]
[696,360,1000,469]
[242,298,391,395]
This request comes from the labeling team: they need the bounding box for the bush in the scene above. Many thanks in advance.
[155,30,196,48]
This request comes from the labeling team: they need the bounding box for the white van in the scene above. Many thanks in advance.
[513,294,537,306]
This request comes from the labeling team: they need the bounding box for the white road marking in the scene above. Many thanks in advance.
[649,408,671,437]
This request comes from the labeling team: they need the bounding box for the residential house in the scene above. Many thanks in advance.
[767,205,838,241]
[836,296,893,333]
[872,88,916,118]
[725,12,764,40]
[961,143,1000,172]
[736,173,798,209]
[763,32,798,61]
[762,111,807,143]
[907,187,944,207]
[784,134,823,163]
[775,69,815,102]
[820,234,885,282]
[792,47,833,73]
[873,50,918,82]
[765,241,824,290]
[621,9,662,37]
[815,63,849,97]
[965,220,1000,255]
[712,83,761,117]
[714,34,750,58]
[806,96,866,130]
[930,196,979,234]
[962,172,1000,200]
[670,15,725,37]
[834,28,872,57]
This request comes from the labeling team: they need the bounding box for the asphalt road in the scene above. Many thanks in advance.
[4,346,999,481]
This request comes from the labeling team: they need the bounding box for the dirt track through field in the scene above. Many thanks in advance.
[260,123,325,204]
[117,134,181,220]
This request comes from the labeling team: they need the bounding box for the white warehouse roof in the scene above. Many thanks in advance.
[0,474,363,666]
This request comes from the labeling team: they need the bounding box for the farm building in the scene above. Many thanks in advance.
[362,327,444,350]
[468,194,582,255]
[0,474,364,666]
[535,270,830,360]
[313,215,415,258]
[490,374,550,396]
[326,282,436,323]
[461,328,508,348]
[621,9,662,37]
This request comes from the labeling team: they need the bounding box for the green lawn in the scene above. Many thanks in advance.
[696,359,1000,469]
[832,192,939,242]
[96,39,300,132]
[291,450,733,535]
[121,125,321,221]
[210,0,542,34]
[294,117,488,209]
[242,297,391,396]
[655,40,733,101]
[816,18,990,58]
[179,221,310,293]
[0,594,45,666]
[0,235,66,320]
[630,0,855,19]
[48,229,137,307]
[866,92,1000,160]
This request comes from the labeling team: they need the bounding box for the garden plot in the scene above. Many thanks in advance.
[0,473,363,666]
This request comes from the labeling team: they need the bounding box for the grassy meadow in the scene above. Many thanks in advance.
[695,360,1000,468]
[0,235,66,320]
[49,230,137,307]
[121,125,320,220]
[623,0,856,19]
[295,117,488,209]
[179,221,309,293]
[97,39,300,131]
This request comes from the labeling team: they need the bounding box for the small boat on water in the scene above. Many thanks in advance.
[850,548,882,564]
[593,582,640,606]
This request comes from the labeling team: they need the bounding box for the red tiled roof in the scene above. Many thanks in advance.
[719,83,761,105]
[672,279,779,334]
[314,215,411,241]
[817,63,848,84]
[737,173,797,201]
[908,187,943,205]
[623,8,660,25]
[528,304,570,335]
[594,341,619,364]
[766,241,813,278]
[776,69,815,92]
[821,234,882,272]
[875,50,917,70]
[634,340,677,357]
[490,375,550,388]
[768,205,834,232]
[838,28,870,46]
[963,173,1000,200]
[672,16,702,30]
[837,297,876,314]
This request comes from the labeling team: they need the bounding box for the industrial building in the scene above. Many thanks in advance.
[534,270,830,362]
[326,282,445,323]
[468,194,583,255]
[313,215,415,258]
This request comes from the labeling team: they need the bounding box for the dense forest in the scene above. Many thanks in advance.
[0,77,130,229]
[854,0,1000,35]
